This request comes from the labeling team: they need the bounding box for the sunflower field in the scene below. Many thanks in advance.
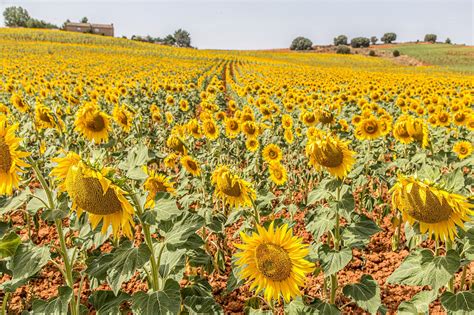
[0,28,473,314]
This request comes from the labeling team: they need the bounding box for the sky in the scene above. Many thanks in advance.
[0,0,472,49]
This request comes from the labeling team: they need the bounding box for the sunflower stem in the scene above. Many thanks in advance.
[330,274,337,304]
[446,239,454,292]
[459,265,467,292]
[29,159,78,315]
[251,199,260,226]
[1,292,9,315]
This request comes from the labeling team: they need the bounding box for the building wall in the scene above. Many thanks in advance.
[65,24,114,37]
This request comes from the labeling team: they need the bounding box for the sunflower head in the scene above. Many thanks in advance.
[306,133,355,179]
[355,116,382,140]
[211,165,256,208]
[453,141,473,159]
[113,105,134,132]
[51,152,135,239]
[143,168,175,208]
[262,144,282,163]
[406,117,429,148]
[202,119,219,140]
[180,155,201,176]
[74,103,111,143]
[391,175,474,241]
[234,222,314,302]
[268,162,288,186]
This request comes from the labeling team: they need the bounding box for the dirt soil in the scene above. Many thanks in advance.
[1,184,471,314]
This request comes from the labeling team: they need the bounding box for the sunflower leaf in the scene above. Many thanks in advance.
[163,212,205,251]
[0,190,30,215]
[306,206,335,240]
[398,290,437,315]
[0,232,21,259]
[131,279,181,315]
[89,290,131,315]
[32,286,72,314]
[342,214,381,248]
[318,245,352,276]
[440,291,474,314]
[342,274,381,315]
[387,249,460,291]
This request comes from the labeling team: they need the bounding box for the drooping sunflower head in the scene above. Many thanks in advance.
[113,105,134,133]
[180,155,201,176]
[453,141,473,159]
[74,103,111,143]
[0,119,30,195]
[306,133,355,179]
[406,116,429,148]
[242,121,259,139]
[284,129,294,144]
[51,153,135,239]
[234,222,315,303]
[262,144,282,163]
[211,165,256,208]
[202,119,219,140]
[268,162,288,186]
[187,119,202,139]
[166,134,187,155]
[10,93,29,113]
[35,103,56,130]
[143,167,175,208]
[393,117,413,145]
[391,175,474,241]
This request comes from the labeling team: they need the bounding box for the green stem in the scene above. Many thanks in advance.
[250,199,260,226]
[446,240,454,292]
[330,274,337,304]
[1,292,9,315]
[130,191,160,291]
[460,265,467,292]
[29,159,77,315]
[329,185,342,305]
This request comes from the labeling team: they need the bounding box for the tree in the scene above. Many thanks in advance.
[290,36,313,51]
[163,34,176,46]
[333,35,348,46]
[445,38,452,44]
[3,6,30,27]
[381,32,397,44]
[350,37,370,48]
[81,17,88,23]
[26,18,57,29]
[336,45,351,54]
[370,36,378,45]
[174,29,191,47]
[424,34,437,43]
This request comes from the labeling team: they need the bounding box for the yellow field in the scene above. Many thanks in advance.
[0,28,473,314]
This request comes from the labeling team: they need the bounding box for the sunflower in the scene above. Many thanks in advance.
[113,105,134,133]
[164,152,178,169]
[166,134,187,155]
[180,155,201,176]
[281,114,293,129]
[234,222,315,302]
[355,116,382,140]
[262,144,282,163]
[74,103,111,143]
[284,129,294,144]
[0,119,30,195]
[242,121,259,139]
[393,117,413,145]
[143,167,175,208]
[453,141,473,159]
[225,118,240,139]
[306,134,355,179]
[202,119,219,140]
[10,93,29,113]
[246,138,259,152]
[391,175,474,241]
[268,162,288,186]
[211,165,255,208]
[187,119,202,139]
[35,103,56,130]
[406,116,429,148]
[51,152,135,239]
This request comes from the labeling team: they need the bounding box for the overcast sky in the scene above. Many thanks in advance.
[0,0,472,49]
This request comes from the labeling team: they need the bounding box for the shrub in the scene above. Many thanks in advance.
[381,32,397,44]
[290,37,313,51]
[369,50,376,57]
[424,34,437,43]
[174,29,191,47]
[350,37,370,48]
[393,50,400,57]
[336,45,351,54]
[333,35,348,46]
[445,38,452,44]
[370,36,378,45]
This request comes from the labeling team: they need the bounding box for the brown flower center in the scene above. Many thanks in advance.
[86,114,106,132]
[0,137,12,173]
[255,243,292,281]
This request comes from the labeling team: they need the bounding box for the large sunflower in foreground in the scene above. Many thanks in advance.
[0,119,30,195]
[51,152,135,239]
[391,175,474,241]
[306,134,355,179]
[234,222,315,302]
[211,165,255,208]
[74,103,111,143]
[143,167,175,208]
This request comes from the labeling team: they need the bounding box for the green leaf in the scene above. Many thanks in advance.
[306,207,335,240]
[32,286,72,314]
[0,190,30,215]
[0,232,21,258]
[153,196,181,222]
[89,290,130,315]
[85,253,114,281]
[163,213,205,251]
[342,274,381,314]
[442,169,465,193]
[131,279,181,315]
[398,290,437,315]
[1,244,50,292]
[286,296,341,314]
[26,189,48,215]
[227,256,245,293]
[337,192,355,221]
[156,245,186,280]
[107,241,151,295]
[342,214,381,248]
[182,277,222,314]
[307,187,328,205]
[318,245,352,276]
[441,291,474,314]
[387,249,460,291]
